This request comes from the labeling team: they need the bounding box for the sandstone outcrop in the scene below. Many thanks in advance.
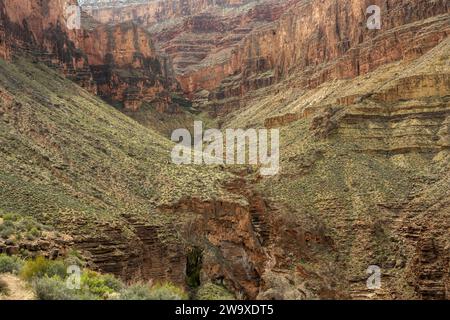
[0,0,177,110]
[85,0,449,115]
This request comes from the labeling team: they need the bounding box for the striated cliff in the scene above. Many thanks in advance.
[0,0,177,111]
[86,0,449,115]
[75,20,175,110]
[224,34,450,299]
[0,0,449,301]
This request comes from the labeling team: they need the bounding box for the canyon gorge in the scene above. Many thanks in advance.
[0,0,449,300]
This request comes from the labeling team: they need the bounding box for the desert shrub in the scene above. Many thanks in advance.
[80,270,123,298]
[0,221,15,239]
[1,220,15,228]
[2,213,19,222]
[29,227,42,237]
[101,274,124,292]
[75,291,102,300]
[116,282,189,300]
[0,278,9,296]
[20,256,66,281]
[33,276,78,300]
[147,282,188,300]
[196,282,235,300]
[0,254,23,274]
[119,283,153,300]
[26,233,36,241]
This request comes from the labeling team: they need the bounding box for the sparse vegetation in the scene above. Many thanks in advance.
[0,278,10,296]
[119,282,188,300]
[0,211,51,241]
[196,282,235,300]
[20,256,66,281]
[0,254,23,274]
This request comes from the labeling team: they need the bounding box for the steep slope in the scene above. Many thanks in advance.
[224,36,450,300]
[0,0,449,301]
[0,0,178,111]
[84,0,449,117]
[0,57,232,283]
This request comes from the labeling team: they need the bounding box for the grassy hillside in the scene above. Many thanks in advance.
[223,38,450,299]
[0,58,231,231]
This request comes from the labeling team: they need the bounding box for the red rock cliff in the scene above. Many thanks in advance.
[86,0,449,112]
[175,0,449,104]
[0,0,177,110]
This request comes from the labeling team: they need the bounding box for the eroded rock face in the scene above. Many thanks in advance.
[84,0,294,101]
[2,0,449,301]
[0,0,176,110]
[85,0,449,114]
[0,0,95,89]
[71,215,186,285]
[75,21,175,110]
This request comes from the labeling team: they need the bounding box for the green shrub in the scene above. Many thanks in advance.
[0,254,23,274]
[20,256,66,281]
[26,233,36,241]
[73,290,102,300]
[196,282,235,300]
[2,213,19,222]
[33,276,78,300]
[30,227,41,237]
[147,282,188,300]
[101,274,124,292]
[0,223,15,239]
[119,283,153,300]
[27,227,42,240]
[0,278,10,296]
[80,270,121,298]
[118,282,188,300]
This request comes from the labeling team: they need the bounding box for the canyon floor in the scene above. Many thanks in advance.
[0,0,449,300]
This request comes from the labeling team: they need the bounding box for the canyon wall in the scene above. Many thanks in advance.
[1,0,449,300]
[177,0,449,112]
[83,0,262,26]
[86,0,449,114]
[0,0,177,110]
